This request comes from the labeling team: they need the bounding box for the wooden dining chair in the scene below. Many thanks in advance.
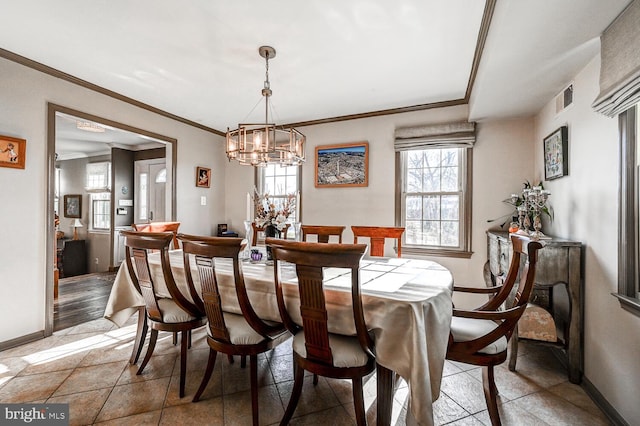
[178,234,290,425]
[301,224,345,243]
[121,230,207,398]
[132,221,181,249]
[267,238,375,426]
[351,225,405,257]
[251,222,290,246]
[446,234,543,426]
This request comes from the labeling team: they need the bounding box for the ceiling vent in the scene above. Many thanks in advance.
[555,83,573,114]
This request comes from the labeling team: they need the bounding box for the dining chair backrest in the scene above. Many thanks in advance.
[178,234,284,339]
[267,238,374,365]
[301,225,346,243]
[121,230,201,322]
[132,221,181,249]
[351,226,405,257]
[251,222,289,246]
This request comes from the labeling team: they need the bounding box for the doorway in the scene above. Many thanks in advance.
[46,103,177,335]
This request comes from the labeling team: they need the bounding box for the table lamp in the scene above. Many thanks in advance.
[72,219,83,240]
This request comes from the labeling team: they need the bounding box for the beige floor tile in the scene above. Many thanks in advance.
[53,360,127,396]
[222,357,274,395]
[0,356,29,387]
[444,414,487,426]
[165,366,223,406]
[47,387,112,426]
[94,377,170,422]
[117,353,177,386]
[160,396,224,425]
[465,363,543,401]
[0,369,73,402]
[547,381,610,421]
[223,384,284,425]
[432,392,471,425]
[19,351,88,376]
[512,390,611,426]
[277,376,341,419]
[94,409,162,425]
[287,405,355,425]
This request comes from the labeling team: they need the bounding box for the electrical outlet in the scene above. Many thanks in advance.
[200,196,207,206]
[94,258,99,265]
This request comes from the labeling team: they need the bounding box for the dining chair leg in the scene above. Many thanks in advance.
[129,307,147,364]
[241,355,247,369]
[376,363,395,426]
[250,354,259,426]
[313,373,318,385]
[178,330,189,398]
[188,329,192,349]
[173,332,178,346]
[137,329,158,375]
[508,324,519,371]
[352,376,366,426]
[280,363,304,426]
[227,354,234,364]
[482,365,501,426]
[193,349,218,402]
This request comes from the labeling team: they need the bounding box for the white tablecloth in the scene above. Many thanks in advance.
[104,251,453,425]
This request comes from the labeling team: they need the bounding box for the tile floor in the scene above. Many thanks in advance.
[0,316,611,425]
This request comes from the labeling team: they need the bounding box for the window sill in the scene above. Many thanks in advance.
[612,293,640,317]
[402,246,473,259]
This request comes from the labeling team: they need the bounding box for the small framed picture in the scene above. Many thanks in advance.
[543,126,568,180]
[196,166,211,188]
[64,194,82,218]
[0,135,26,170]
[315,142,369,188]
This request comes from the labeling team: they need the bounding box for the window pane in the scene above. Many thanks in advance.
[424,150,440,167]
[405,220,423,245]
[441,195,459,220]
[441,166,459,191]
[407,151,424,168]
[423,168,441,192]
[441,149,458,167]
[423,221,440,245]
[407,168,423,192]
[423,196,440,220]
[406,196,422,220]
[441,221,459,246]
[139,173,148,220]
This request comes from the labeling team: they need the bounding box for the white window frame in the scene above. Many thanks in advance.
[90,193,111,231]
[396,147,472,258]
[256,163,301,237]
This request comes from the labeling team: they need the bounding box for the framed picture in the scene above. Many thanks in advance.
[196,166,211,188]
[63,194,82,218]
[0,135,26,170]
[543,126,568,180]
[315,142,369,188]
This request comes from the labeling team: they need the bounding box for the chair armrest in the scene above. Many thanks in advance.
[453,305,524,321]
[453,285,502,294]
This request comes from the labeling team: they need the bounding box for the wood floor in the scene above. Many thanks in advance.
[53,271,116,332]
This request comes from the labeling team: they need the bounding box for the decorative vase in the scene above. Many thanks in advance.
[265,224,280,260]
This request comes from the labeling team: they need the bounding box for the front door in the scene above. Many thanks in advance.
[134,159,167,223]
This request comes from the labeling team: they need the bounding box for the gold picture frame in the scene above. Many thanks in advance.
[0,135,26,169]
[315,142,369,188]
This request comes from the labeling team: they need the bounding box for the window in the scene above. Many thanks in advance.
[91,193,111,230]
[394,121,475,257]
[616,104,640,315]
[86,161,111,191]
[397,148,472,257]
[257,163,300,237]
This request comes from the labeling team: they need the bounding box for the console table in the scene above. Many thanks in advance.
[486,230,583,383]
[59,239,87,278]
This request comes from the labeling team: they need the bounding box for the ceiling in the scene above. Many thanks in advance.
[0,0,633,152]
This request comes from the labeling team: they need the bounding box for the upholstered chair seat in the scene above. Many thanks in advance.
[292,331,371,368]
[450,317,508,355]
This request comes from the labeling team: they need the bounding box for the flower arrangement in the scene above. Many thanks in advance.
[489,181,553,229]
[253,189,297,231]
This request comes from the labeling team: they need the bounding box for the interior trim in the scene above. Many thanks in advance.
[465,0,497,101]
[46,103,179,337]
[0,47,223,136]
[582,377,629,426]
[0,331,45,352]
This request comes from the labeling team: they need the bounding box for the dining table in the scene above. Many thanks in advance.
[104,248,453,426]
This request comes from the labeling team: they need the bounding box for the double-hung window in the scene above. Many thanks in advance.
[395,122,474,258]
[256,163,300,237]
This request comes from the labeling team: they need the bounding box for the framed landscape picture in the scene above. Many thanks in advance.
[0,135,26,170]
[543,126,568,180]
[315,142,369,188]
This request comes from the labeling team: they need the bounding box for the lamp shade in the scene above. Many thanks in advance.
[73,219,83,228]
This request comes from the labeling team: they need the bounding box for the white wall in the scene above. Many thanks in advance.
[0,57,225,343]
[225,104,535,294]
[534,55,640,423]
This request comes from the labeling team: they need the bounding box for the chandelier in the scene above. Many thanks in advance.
[226,46,305,167]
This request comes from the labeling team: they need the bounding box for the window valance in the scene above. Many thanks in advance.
[394,121,476,151]
[592,0,640,117]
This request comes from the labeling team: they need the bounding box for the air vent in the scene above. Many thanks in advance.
[555,84,573,114]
